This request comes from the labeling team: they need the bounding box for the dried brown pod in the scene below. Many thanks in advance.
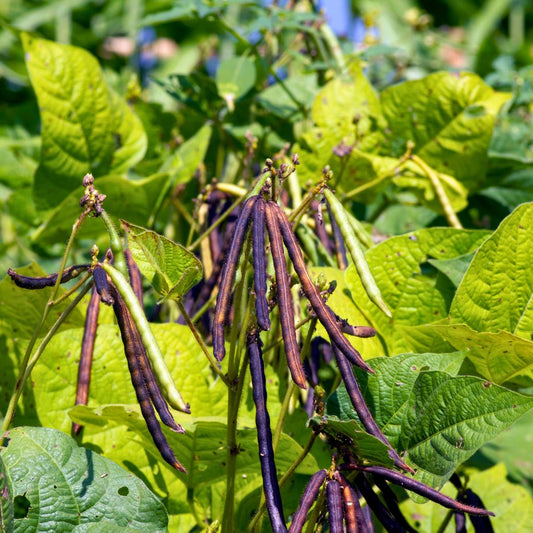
[8,264,90,290]
[110,284,186,472]
[271,202,373,374]
[212,195,259,361]
[265,201,307,389]
[252,197,271,331]
[72,287,100,435]
[248,330,287,532]
[92,264,114,305]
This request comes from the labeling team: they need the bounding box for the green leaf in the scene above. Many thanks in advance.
[123,221,203,301]
[381,72,510,190]
[332,354,533,490]
[450,202,533,337]
[344,228,489,354]
[21,33,146,211]
[32,173,168,246]
[0,455,14,533]
[331,353,467,450]
[404,323,533,388]
[427,253,474,288]
[309,416,395,468]
[0,427,167,532]
[216,56,256,103]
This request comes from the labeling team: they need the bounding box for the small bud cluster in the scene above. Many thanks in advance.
[79,173,106,216]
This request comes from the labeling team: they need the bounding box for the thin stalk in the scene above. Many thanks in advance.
[262,315,314,354]
[99,209,128,277]
[410,155,463,229]
[2,280,93,435]
[176,300,229,385]
[1,210,88,434]
[50,272,92,306]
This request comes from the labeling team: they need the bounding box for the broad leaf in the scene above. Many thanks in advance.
[381,72,510,190]
[450,202,533,337]
[21,33,146,210]
[404,323,533,388]
[331,354,533,489]
[344,227,489,353]
[123,222,203,301]
[0,427,167,532]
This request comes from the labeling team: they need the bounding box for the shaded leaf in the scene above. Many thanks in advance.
[0,427,167,532]
[0,454,14,533]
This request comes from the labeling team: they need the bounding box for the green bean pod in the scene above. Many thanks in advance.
[102,262,190,413]
[323,188,392,318]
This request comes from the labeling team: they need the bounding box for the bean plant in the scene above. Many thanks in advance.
[1,2,532,532]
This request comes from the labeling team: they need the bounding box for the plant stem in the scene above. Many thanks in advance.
[2,280,93,435]
[99,209,128,277]
[176,300,229,385]
[410,155,463,229]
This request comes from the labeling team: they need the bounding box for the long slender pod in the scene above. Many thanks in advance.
[373,475,418,533]
[455,511,467,533]
[323,188,392,317]
[336,472,358,533]
[326,479,344,533]
[355,483,376,533]
[355,474,406,533]
[248,331,287,533]
[343,465,494,517]
[110,285,186,472]
[273,202,374,373]
[252,197,271,331]
[8,264,91,290]
[332,345,413,473]
[102,262,190,413]
[72,287,100,435]
[212,195,258,361]
[288,469,327,533]
[265,202,307,389]
[124,249,144,308]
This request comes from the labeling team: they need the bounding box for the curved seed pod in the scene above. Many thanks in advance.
[323,188,392,317]
[335,472,358,533]
[341,323,377,338]
[248,331,287,533]
[8,264,90,290]
[326,479,344,533]
[272,202,374,374]
[355,483,376,533]
[136,342,184,433]
[73,287,100,435]
[355,474,405,533]
[344,465,494,517]
[458,489,494,532]
[111,285,186,472]
[265,202,307,389]
[455,511,467,533]
[288,469,327,533]
[332,345,413,473]
[102,263,190,413]
[93,264,114,305]
[373,475,418,533]
[212,194,258,361]
[252,197,271,331]
[124,249,144,307]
